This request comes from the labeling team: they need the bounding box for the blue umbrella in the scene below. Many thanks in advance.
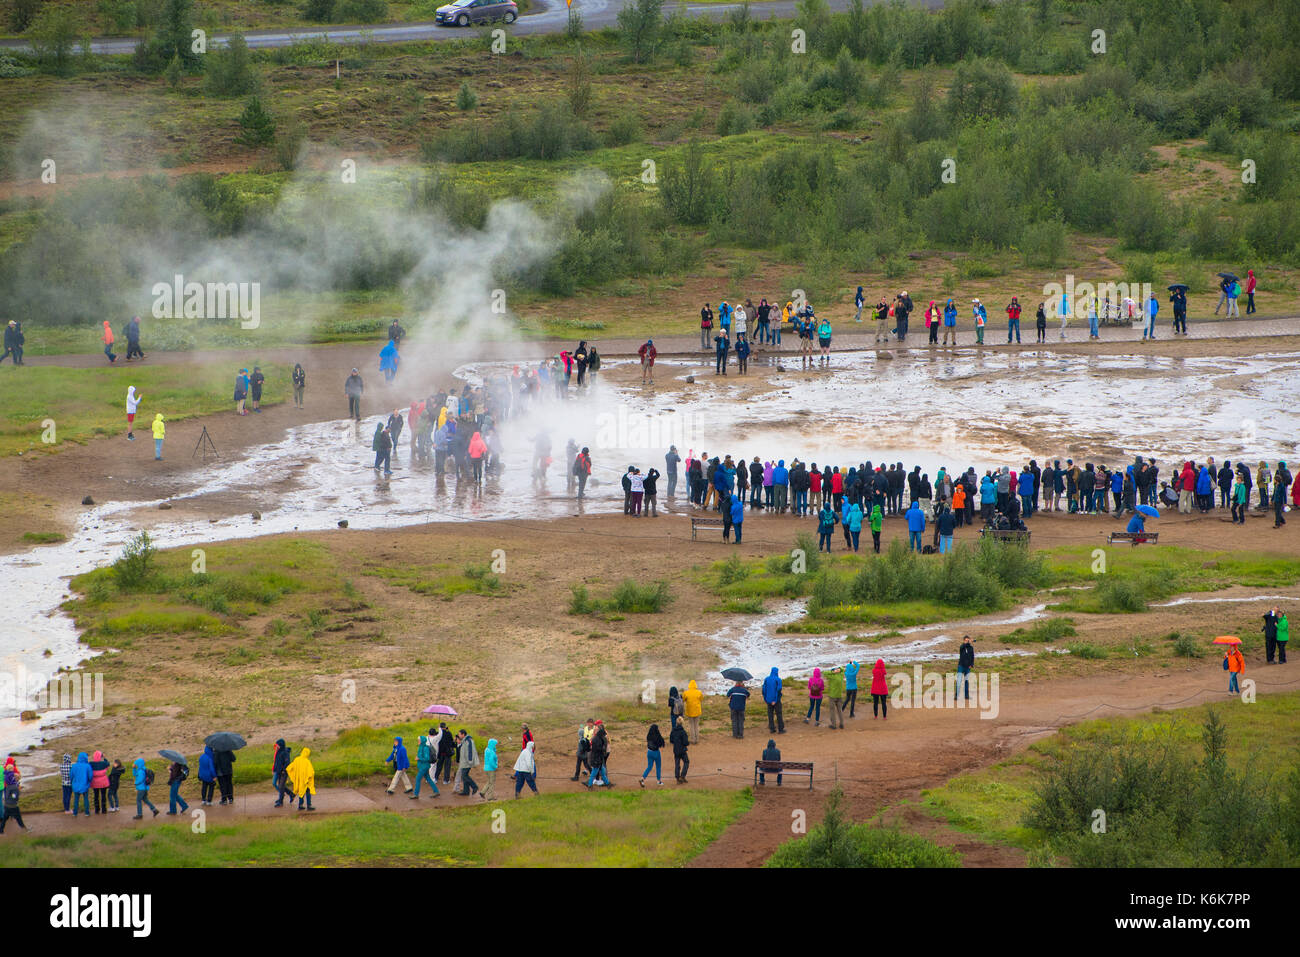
[1136,505,1160,518]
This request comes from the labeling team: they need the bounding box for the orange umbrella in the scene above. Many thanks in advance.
[1212,636,1241,645]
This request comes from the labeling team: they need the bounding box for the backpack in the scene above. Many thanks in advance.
[1222,657,1230,671]
[179,764,190,782]
[143,768,155,786]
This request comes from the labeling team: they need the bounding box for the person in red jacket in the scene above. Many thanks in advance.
[831,467,845,511]
[1245,269,1256,315]
[810,462,823,510]
[89,750,111,814]
[1178,461,1196,514]
[638,339,657,385]
[1006,297,1022,344]
[870,659,889,719]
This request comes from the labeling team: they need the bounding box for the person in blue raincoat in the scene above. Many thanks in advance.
[1126,511,1148,536]
[844,660,860,718]
[386,736,412,795]
[132,758,158,819]
[942,298,957,345]
[1196,465,1214,512]
[728,493,745,544]
[906,500,927,551]
[762,667,784,734]
[69,752,92,817]
[198,745,217,806]
[379,340,400,382]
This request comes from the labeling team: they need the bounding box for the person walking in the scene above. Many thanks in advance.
[572,719,595,781]
[824,666,846,729]
[804,667,825,726]
[102,320,117,363]
[683,679,703,744]
[385,736,412,795]
[198,746,217,806]
[481,738,498,801]
[272,739,294,806]
[125,386,141,441]
[817,499,836,553]
[513,741,539,798]
[0,320,21,365]
[434,724,455,784]
[132,758,158,819]
[373,424,393,476]
[287,747,315,810]
[585,720,613,789]
[639,725,664,787]
[762,667,785,734]
[728,492,745,544]
[345,368,364,421]
[412,730,440,799]
[727,679,750,738]
[151,413,165,460]
[1143,293,1158,341]
[1225,643,1244,695]
[166,759,190,815]
[213,747,236,805]
[669,717,690,783]
[871,658,889,719]
[455,730,480,796]
[0,762,24,833]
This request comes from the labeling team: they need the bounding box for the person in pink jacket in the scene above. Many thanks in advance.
[468,431,488,485]
[90,750,111,814]
[804,667,825,726]
[871,659,889,719]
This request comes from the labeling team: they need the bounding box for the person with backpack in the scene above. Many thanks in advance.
[804,667,825,726]
[271,739,293,806]
[572,719,595,781]
[816,498,837,553]
[728,492,745,544]
[455,730,480,797]
[1225,643,1245,694]
[287,747,315,811]
[433,724,454,784]
[667,685,684,730]
[413,730,440,799]
[762,667,785,734]
[639,724,665,787]
[166,759,190,815]
[638,339,657,385]
[133,758,158,819]
[385,736,413,795]
[669,717,690,783]
[0,763,24,834]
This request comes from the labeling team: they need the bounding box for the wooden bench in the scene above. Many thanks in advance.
[980,528,1031,544]
[754,760,814,789]
[1108,531,1159,546]
[690,516,725,541]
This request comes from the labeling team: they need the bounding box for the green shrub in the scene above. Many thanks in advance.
[236,96,276,147]
[1171,632,1206,658]
[718,554,749,586]
[766,788,960,868]
[1066,641,1108,659]
[716,100,756,137]
[1003,617,1076,644]
[204,34,258,97]
[455,81,478,112]
[112,532,156,591]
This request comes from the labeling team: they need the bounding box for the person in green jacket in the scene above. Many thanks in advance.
[869,503,884,553]
[824,667,846,729]
[1279,611,1289,664]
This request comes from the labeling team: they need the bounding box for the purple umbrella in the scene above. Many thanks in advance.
[422,704,458,716]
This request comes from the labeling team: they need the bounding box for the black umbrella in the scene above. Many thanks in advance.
[158,749,188,765]
[1167,283,1189,292]
[204,732,247,751]
[721,667,753,681]
[1217,272,1238,282]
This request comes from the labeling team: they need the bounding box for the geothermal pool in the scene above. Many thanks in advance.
[3,347,1296,750]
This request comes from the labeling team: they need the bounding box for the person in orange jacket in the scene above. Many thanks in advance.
[870,659,889,719]
[952,483,967,527]
[1225,644,1245,695]
[102,320,117,363]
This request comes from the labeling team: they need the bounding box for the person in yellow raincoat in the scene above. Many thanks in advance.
[151,413,165,461]
[286,747,315,811]
[682,680,703,745]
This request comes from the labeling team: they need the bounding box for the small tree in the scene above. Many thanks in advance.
[204,33,258,96]
[10,0,44,32]
[303,0,335,23]
[615,0,664,64]
[27,4,79,76]
[455,80,478,111]
[566,52,592,117]
[160,0,198,67]
[164,52,182,88]
[236,95,276,146]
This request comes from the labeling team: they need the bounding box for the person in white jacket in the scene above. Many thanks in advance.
[512,741,538,799]
[125,386,142,441]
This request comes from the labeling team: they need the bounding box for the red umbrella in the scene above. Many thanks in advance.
[1212,636,1241,645]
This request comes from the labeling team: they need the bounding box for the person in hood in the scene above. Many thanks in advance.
[386,736,412,795]
[125,386,141,440]
[60,752,72,812]
[434,723,455,784]
[805,667,825,726]
[638,338,657,385]
[758,739,782,786]
[380,339,400,382]
[824,666,846,729]
[508,740,538,798]
[640,724,665,787]
[762,667,785,734]
[272,739,293,807]
[669,717,690,783]
[151,413,165,460]
[468,430,488,484]
[413,730,440,799]
[480,738,498,801]
[198,745,217,806]
[1,762,24,833]
[166,759,189,815]
[871,659,889,719]
[683,680,703,743]
[287,747,315,810]
[844,660,861,717]
[102,320,117,363]
[728,492,745,544]
[234,368,249,415]
[132,758,158,819]
[70,752,93,817]
[107,759,124,811]
[906,500,926,551]
[90,750,110,814]
[772,459,789,514]
[455,730,480,797]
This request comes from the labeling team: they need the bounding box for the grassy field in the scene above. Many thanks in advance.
[918,690,1300,858]
[0,362,287,456]
[0,789,752,867]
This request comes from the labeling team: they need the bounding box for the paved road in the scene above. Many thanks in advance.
[0,0,941,54]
